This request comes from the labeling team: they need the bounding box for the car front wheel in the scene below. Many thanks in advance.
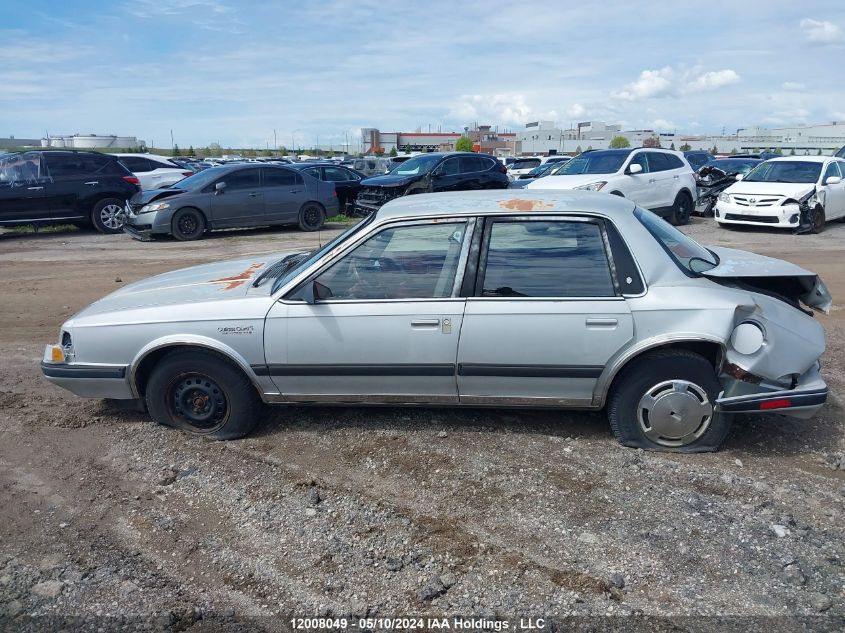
[91,198,126,234]
[668,191,693,225]
[171,208,206,241]
[145,349,262,440]
[606,349,731,452]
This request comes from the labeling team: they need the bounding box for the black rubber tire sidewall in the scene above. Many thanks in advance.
[607,350,730,452]
[810,207,825,234]
[669,192,692,226]
[91,198,126,234]
[171,208,206,241]
[145,350,261,440]
[298,203,326,232]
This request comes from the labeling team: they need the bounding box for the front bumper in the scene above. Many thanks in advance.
[716,363,827,419]
[42,346,133,399]
[123,223,155,241]
[714,201,800,228]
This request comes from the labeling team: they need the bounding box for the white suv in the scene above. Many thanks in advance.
[526,148,698,225]
[112,153,193,190]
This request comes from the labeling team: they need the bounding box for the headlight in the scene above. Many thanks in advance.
[718,192,730,203]
[730,322,765,355]
[139,201,171,213]
[781,198,798,206]
[574,181,607,192]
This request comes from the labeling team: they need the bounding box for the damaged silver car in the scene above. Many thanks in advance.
[42,191,831,452]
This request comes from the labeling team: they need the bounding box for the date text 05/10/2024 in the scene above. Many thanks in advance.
[289,617,547,631]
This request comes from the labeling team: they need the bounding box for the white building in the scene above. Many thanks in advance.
[41,134,145,149]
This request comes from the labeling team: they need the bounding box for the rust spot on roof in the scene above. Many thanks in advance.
[211,262,265,290]
[499,199,554,212]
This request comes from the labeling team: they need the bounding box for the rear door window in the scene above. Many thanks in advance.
[479,220,616,297]
[460,156,488,173]
[647,152,671,172]
[324,166,352,181]
[262,168,297,187]
[120,156,152,172]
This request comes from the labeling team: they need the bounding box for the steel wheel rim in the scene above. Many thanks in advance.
[637,379,713,447]
[168,373,228,431]
[303,206,320,228]
[178,214,198,236]
[100,204,124,229]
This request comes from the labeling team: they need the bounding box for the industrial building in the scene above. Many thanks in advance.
[361,126,516,156]
[40,134,145,149]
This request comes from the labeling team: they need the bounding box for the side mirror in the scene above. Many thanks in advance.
[293,279,332,304]
[215,181,226,193]
[735,174,743,181]
[825,176,842,185]
[627,163,643,175]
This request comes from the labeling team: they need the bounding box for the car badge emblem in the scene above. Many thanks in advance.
[748,197,757,205]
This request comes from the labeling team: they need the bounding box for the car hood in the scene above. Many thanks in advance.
[360,173,418,187]
[525,174,615,190]
[130,188,187,204]
[704,246,832,313]
[725,181,814,198]
[73,254,291,318]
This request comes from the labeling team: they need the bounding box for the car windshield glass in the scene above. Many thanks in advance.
[702,159,758,174]
[743,161,822,184]
[393,154,442,176]
[169,166,227,189]
[635,207,718,276]
[271,214,376,293]
[556,153,628,175]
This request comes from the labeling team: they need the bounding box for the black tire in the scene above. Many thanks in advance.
[668,191,693,226]
[298,203,326,232]
[171,208,206,241]
[810,206,825,234]
[145,349,262,440]
[91,198,126,234]
[606,349,730,452]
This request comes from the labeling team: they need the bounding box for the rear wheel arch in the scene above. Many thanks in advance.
[598,339,724,407]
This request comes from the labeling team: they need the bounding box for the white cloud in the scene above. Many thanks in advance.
[566,103,586,118]
[800,18,842,44]
[686,69,740,92]
[613,67,674,101]
[652,118,675,131]
[782,81,806,91]
[446,94,555,127]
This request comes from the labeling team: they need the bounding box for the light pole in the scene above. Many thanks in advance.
[273,129,277,151]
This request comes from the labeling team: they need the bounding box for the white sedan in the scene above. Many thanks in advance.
[715,156,845,232]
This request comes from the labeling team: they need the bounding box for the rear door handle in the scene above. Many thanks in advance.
[411,319,440,328]
[27,186,44,191]
[84,181,99,186]
[248,192,259,197]
[586,317,618,327]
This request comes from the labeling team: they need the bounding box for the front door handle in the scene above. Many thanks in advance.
[411,319,440,328]
[248,192,259,197]
[586,317,618,327]
[27,186,44,191]
[648,178,656,183]
[84,181,99,186]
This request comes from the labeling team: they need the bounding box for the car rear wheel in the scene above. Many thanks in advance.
[145,349,262,440]
[298,203,326,232]
[91,198,126,234]
[171,208,206,241]
[606,349,731,452]
[668,191,693,226]
[810,206,825,234]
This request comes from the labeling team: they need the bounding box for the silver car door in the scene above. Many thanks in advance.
[456,217,634,406]
[264,219,473,402]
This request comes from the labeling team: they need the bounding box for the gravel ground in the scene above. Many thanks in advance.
[0,218,843,632]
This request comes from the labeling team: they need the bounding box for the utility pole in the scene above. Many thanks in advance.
[273,129,277,150]
[170,129,174,150]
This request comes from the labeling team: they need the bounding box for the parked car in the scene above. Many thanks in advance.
[684,150,715,171]
[42,190,830,452]
[506,157,542,179]
[289,162,365,214]
[0,150,140,233]
[354,152,508,214]
[835,145,845,159]
[714,156,845,232]
[350,157,392,177]
[526,148,698,225]
[113,153,194,190]
[695,158,762,215]
[509,159,571,189]
[123,164,338,241]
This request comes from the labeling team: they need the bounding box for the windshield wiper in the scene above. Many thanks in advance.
[252,252,310,287]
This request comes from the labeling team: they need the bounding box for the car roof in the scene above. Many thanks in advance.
[767,156,832,163]
[375,189,636,222]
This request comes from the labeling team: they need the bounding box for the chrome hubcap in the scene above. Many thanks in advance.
[100,204,124,229]
[637,379,713,447]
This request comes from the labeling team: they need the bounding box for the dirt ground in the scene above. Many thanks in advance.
[0,217,843,632]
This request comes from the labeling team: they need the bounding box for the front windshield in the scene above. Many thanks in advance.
[743,161,822,184]
[393,154,442,176]
[556,152,629,175]
[635,207,718,276]
[169,166,227,189]
[272,214,376,293]
[701,159,759,175]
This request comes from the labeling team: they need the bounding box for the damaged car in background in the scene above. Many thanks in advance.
[714,155,845,233]
[42,190,830,452]
[354,152,508,215]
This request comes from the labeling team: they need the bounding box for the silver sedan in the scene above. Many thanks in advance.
[42,190,831,452]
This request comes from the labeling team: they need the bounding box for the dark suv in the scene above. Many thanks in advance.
[355,152,508,214]
[0,150,140,233]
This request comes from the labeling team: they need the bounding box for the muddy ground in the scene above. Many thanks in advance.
[0,218,843,632]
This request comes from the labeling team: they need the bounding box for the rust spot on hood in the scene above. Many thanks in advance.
[211,262,265,291]
[499,199,554,212]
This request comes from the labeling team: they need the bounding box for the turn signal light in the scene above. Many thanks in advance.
[760,399,791,410]
[50,345,65,362]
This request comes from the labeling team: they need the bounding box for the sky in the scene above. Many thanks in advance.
[2,0,844,150]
